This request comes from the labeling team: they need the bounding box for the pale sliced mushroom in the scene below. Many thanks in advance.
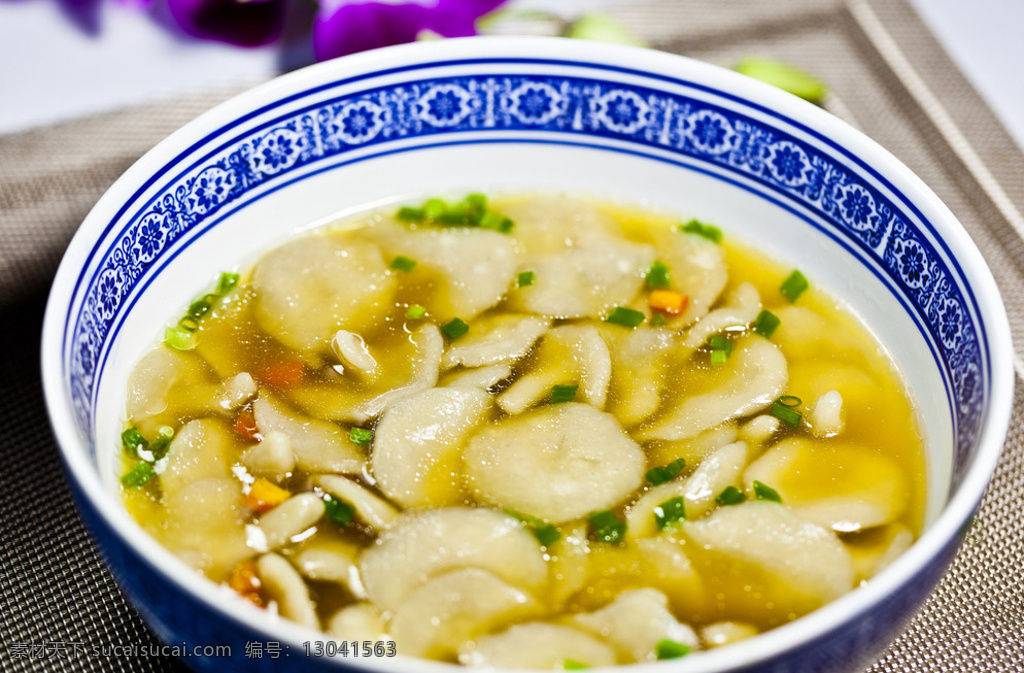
[738,415,780,445]
[162,477,250,580]
[315,474,399,531]
[682,282,761,350]
[359,507,549,611]
[497,326,612,414]
[160,419,236,496]
[387,568,541,659]
[604,326,677,426]
[441,314,550,369]
[546,523,590,610]
[642,337,788,440]
[257,492,325,550]
[684,501,855,613]
[214,372,257,412]
[252,235,396,352]
[291,535,366,598]
[327,603,388,642]
[241,430,296,480]
[646,424,739,469]
[442,364,512,391]
[743,438,908,533]
[126,347,220,420]
[371,387,491,508]
[258,553,320,629]
[353,324,443,421]
[807,390,845,438]
[700,621,759,648]
[461,622,618,669]
[634,537,705,616]
[465,403,645,523]
[361,219,519,321]
[330,330,377,376]
[654,224,728,325]
[500,195,624,255]
[253,395,365,474]
[572,588,698,662]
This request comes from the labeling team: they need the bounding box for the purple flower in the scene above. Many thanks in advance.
[313,0,507,62]
[167,0,287,47]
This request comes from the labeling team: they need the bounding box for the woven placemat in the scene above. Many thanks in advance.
[2,1,1022,671]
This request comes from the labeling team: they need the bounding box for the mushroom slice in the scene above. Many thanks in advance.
[252,235,396,352]
[257,492,325,550]
[642,336,788,441]
[315,475,399,531]
[500,195,625,254]
[604,326,677,426]
[387,568,540,660]
[353,324,443,421]
[684,501,855,613]
[739,415,780,445]
[331,330,377,376]
[655,224,728,325]
[327,603,388,642]
[371,387,491,508]
[241,431,296,480]
[359,507,548,611]
[807,390,845,438]
[361,220,518,321]
[162,477,250,580]
[497,326,612,414]
[442,364,512,391]
[744,438,908,533]
[257,553,320,629]
[213,372,257,413]
[126,347,220,421]
[700,621,759,648]
[627,441,749,539]
[441,314,550,369]
[465,403,645,523]
[253,395,365,474]
[291,535,366,598]
[160,418,237,496]
[572,589,698,662]
[461,623,618,669]
[682,282,761,350]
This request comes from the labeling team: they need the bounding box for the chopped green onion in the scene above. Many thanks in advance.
[778,395,801,407]
[517,270,536,288]
[709,335,733,353]
[709,349,729,366]
[396,206,425,222]
[550,384,579,404]
[650,313,668,326]
[437,210,470,225]
[322,493,356,527]
[121,428,148,457]
[480,211,514,233]
[715,486,747,506]
[178,315,200,333]
[752,309,781,338]
[215,272,240,296]
[605,306,645,328]
[646,458,686,485]
[349,427,373,445]
[753,480,783,503]
[188,295,216,320]
[562,660,590,670]
[423,198,447,219]
[164,326,196,351]
[389,255,418,273]
[148,436,171,461]
[121,462,156,489]
[588,509,626,544]
[506,510,562,547]
[441,318,469,341]
[734,57,827,104]
[679,219,722,244]
[646,260,671,289]
[156,425,175,439]
[653,496,686,529]
[770,400,802,428]
[466,193,487,210]
[655,639,692,660]
[405,304,426,319]
[780,270,809,303]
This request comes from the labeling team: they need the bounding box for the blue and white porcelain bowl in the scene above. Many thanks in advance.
[41,37,1012,672]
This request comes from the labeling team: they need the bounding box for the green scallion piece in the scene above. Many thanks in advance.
[121,462,156,489]
[753,480,783,503]
[215,272,240,296]
[405,304,426,319]
[655,639,692,660]
[121,428,148,457]
[423,198,447,219]
[650,313,668,326]
[517,270,536,288]
[396,206,425,222]
[164,326,196,351]
[441,318,469,341]
[679,219,723,244]
[156,426,174,439]
[780,270,809,302]
[605,306,645,328]
[646,260,671,289]
[178,315,200,333]
[437,210,471,226]
[466,193,487,210]
[752,309,781,338]
[505,510,562,547]
[709,349,729,366]
[322,493,356,527]
[778,395,801,407]
[735,57,827,104]
[588,509,627,544]
[771,400,802,428]
[389,255,418,273]
[480,211,514,233]
[715,485,747,506]
[550,384,579,404]
[653,496,686,529]
[349,427,373,445]
[646,458,686,485]
[148,436,171,461]
[708,335,733,353]
[563,660,590,670]
[188,295,217,319]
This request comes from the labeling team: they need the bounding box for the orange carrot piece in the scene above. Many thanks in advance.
[256,359,305,388]
[233,406,260,440]
[227,559,263,606]
[648,290,689,316]
[244,478,290,513]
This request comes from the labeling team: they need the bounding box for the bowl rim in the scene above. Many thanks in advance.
[41,35,1014,672]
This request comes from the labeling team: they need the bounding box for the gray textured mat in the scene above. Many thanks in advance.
[2,0,1022,671]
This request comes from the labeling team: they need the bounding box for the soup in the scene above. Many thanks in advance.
[120,194,924,666]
